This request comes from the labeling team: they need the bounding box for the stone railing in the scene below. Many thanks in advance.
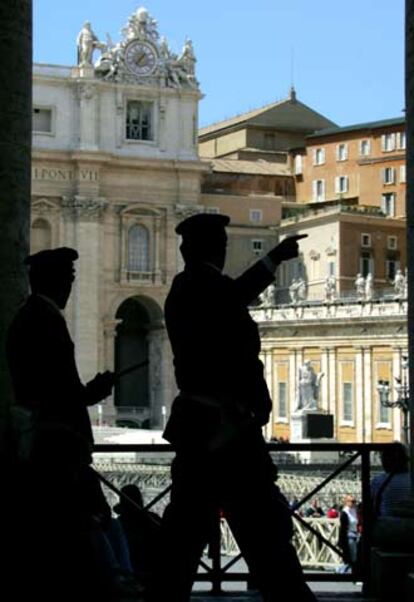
[219,517,341,569]
[251,297,407,323]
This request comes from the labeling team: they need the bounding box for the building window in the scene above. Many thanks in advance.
[336,143,348,161]
[386,258,399,281]
[313,147,325,165]
[294,154,303,175]
[381,193,396,217]
[327,261,336,276]
[335,175,349,194]
[360,251,373,277]
[361,233,371,248]
[382,167,396,185]
[205,207,219,214]
[128,224,150,272]
[31,218,52,253]
[33,107,52,133]
[264,132,275,150]
[252,239,263,256]
[400,165,406,183]
[387,235,397,250]
[378,385,390,424]
[397,131,406,150]
[381,133,396,152]
[278,382,287,419]
[342,382,353,422]
[359,139,371,156]
[126,101,153,141]
[312,179,325,202]
[250,209,263,223]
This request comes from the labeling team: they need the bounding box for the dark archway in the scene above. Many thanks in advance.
[114,295,163,428]
[115,297,151,426]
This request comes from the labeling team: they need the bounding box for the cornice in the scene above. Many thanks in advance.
[32,150,210,173]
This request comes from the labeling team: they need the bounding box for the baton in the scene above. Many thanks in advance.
[115,360,149,380]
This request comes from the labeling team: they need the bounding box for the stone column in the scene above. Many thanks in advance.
[392,347,403,440]
[102,318,122,425]
[320,347,330,412]
[63,197,107,384]
[328,347,337,418]
[77,83,98,151]
[355,346,365,441]
[288,348,300,415]
[0,0,32,450]
[153,215,161,281]
[148,326,170,429]
[262,348,273,441]
[363,346,373,442]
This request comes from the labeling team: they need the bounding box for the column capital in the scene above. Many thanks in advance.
[62,196,107,221]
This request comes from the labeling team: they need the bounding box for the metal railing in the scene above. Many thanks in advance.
[94,441,390,593]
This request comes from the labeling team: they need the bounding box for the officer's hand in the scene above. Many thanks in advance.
[267,234,308,264]
[86,371,115,403]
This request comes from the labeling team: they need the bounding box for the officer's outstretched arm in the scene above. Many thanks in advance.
[234,235,307,305]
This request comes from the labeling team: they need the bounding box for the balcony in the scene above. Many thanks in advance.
[120,269,163,286]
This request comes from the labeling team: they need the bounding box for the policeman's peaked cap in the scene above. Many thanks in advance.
[176,213,230,241]
[24,247,79,275]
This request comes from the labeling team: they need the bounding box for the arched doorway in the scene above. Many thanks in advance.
[114,295,164,428]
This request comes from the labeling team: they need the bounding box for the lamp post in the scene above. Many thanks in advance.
[377,356,410,445]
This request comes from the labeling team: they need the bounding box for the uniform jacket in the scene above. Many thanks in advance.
[163,260,275,450]
[7,294,94,445]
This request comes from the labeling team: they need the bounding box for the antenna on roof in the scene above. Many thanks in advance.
[289,47,297,102]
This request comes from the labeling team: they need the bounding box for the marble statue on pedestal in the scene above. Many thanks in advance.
[295,360,323,412]
[355,273,365,300]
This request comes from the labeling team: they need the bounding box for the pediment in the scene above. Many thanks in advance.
[120,204,162,218]
[31,197,59,214]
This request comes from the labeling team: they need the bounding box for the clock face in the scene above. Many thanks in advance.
[124,41,158,76]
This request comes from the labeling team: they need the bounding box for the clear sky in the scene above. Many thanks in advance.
[34,0,405,128]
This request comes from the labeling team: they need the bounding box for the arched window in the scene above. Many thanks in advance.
[128,224,149,272]
[31,218,52,253]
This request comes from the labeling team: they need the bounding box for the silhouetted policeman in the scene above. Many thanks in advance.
[6,247,117,601]
[7,247,113,461]
[159,214,316,601]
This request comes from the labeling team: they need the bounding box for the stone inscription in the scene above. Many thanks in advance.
[32,167,99,182]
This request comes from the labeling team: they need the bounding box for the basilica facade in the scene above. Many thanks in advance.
[31,8,208,428]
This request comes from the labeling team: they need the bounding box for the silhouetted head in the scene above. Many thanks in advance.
[176,213,230,271]
[25,247,78,309]
[113,484,144,514]
[381,441,409,474]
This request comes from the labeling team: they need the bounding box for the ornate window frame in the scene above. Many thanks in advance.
[119,204,163,285]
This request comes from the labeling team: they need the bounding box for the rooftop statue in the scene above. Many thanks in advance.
[365,272,373,301]
[77,22,102,66]
[259,283,276,307]
[87,7,198,88]
[355,273,365,300]
[324,274,336,303]
[393,268,406,300]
